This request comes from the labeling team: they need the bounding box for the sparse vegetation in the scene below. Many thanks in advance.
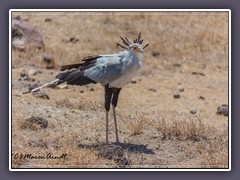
[127,109,145,136]
[11,11,229,169]
[158,115,211,141]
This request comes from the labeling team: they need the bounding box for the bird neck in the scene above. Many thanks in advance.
[120,50,143,61]
[130,51,143,60]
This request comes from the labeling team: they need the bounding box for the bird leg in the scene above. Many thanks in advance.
[104,85,114,144]
[112,106,119,144]
[112,88,122,144]
[105,111,109,144]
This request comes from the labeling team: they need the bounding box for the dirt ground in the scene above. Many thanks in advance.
[11,11,229,169]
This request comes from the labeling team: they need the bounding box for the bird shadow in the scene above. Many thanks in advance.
[78,142,155,155]
[78,142,155,167]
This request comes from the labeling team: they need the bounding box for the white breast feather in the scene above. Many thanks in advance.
[109,58,141,88]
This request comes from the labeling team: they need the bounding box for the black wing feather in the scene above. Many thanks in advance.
[60,55,100,71]
[56,70,96,86]
[56,55,100,86]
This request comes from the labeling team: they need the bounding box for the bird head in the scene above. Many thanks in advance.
[116,32,149,55]
[130,44,144,54]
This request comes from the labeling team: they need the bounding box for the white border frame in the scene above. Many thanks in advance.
[9,9,231,171]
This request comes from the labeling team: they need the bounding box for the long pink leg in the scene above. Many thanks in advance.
[113,106,119,143]
[106,111,109,144]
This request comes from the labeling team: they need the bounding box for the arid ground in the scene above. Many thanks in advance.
[11,11,229,169]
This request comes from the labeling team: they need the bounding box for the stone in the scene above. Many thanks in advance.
[12,19,44,51]
[32,91,49,100]
[57,84,68,89]
[43,55,53,64]
[26,116,48,128]
[28,83,40,91]
[199,96,205,100]
[151,51,160,57]
[190,108,197,114]
[69,37,79,43]
[192,72,205,76]
[173,91,180,98]
[19,72,35,81]
[13,15,21,20]
[148,88,157,92]
[28,68,40,75]
[217,104,228,116]
[46,66,54,69]
[44,18,52,22]
[177,85,184,92]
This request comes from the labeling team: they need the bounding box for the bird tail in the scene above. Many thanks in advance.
[22,79,60,94]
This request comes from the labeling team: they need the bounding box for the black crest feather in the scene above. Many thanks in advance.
[117,32,149,50]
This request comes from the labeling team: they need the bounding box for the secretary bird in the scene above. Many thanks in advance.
[23,32,149,144]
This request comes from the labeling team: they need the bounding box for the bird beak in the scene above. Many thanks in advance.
[135,47,143,53]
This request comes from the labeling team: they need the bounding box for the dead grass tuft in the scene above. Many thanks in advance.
[158,115,221,142]
[158,115,208,141]
[126,109,145,136]
[197,139,228,168]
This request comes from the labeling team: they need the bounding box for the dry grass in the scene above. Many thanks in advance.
[158,115,210,141]
[126,109,145,136]
[154,114,228,168]
[11,11,229,169]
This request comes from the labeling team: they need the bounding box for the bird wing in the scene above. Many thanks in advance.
[83,54,128,85]
[60,55,101,71]
[56,52,130,86]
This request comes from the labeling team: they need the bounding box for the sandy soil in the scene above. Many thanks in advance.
[11,11,229,169]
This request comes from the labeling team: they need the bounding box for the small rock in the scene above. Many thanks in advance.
[13,15,21,20]
[44,18,51,22]
[199,96,205,100]
[32,91,49,100]
[28,68,40,76]
[43,55,53,64]
[43,55,55,69]
[57,84,68,89]
[69,37,78,43]
[177,85,184,92]
[26,116,48,128]
[19,72,35,81]
[20,72,27,78]
[47,83,57,89]
[148,88,157,92]
[192,72,205,76]
[151,51,160,57]
[28,83,40,91]
[217,104,228,116]
[173,63,182,68]
[173,91,180,98]
[190,108,197,114]
[46,65,54,69]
